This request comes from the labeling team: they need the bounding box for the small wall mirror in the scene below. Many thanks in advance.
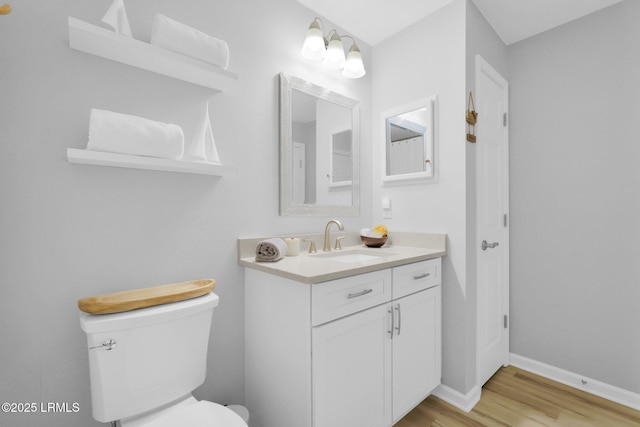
[280,73,360,216]
[382,96,438,185]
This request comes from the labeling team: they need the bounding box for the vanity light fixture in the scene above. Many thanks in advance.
[301,17,366,79]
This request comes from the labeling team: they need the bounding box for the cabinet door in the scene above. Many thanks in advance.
[392,286,441,423]
[312,303,392,427]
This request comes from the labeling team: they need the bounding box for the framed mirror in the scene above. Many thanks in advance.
[382,96,438,185]
[280,73,360,216]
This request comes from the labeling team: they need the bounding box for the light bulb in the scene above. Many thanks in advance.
[301,20,325,61]
[342,44,366,78]
[322,33,345,70]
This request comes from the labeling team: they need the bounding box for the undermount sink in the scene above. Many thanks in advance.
[311,249,394,264]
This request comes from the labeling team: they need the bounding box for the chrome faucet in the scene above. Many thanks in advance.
[323,219,344,252]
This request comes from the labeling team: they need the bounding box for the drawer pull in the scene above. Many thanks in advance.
[347,288,373,299]
[413,273,431,280]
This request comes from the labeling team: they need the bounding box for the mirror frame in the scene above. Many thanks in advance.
[279,73,360,216]
[381,95,439,185]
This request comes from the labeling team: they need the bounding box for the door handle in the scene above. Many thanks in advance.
[394,304,401,336]
[481,240,499,251]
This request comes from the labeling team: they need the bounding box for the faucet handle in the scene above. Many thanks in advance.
[304,239,317,253]
[334,236,346,251]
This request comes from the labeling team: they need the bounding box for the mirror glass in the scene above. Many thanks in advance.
[280,73,360,216]
[383,96,438,184]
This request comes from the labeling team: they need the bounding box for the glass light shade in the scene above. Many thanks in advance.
[342,46,366,78]
[301,25,326,60]
[322,35,345,70]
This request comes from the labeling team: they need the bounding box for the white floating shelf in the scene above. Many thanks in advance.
[67,148,237,176]
[68,17,238,91]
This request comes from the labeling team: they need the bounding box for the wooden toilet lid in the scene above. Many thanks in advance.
[77,279,216,314]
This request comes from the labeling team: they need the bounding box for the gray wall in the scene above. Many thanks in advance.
[0,1,372,426]
[508,0,640,394]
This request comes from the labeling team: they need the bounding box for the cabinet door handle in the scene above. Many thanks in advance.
[347,288,373,299]
[388,307,394,339]
[394,304,402,336]
[413,273,430,280]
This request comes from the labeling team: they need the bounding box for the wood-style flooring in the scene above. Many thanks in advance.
[395,366,640,426]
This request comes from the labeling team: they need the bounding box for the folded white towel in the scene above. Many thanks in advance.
[184,101,221,164]
[150,14,230,70]
[101,0,132,37]
[360,228,383,238]
[87,109,184,160]
[255,238,288,262]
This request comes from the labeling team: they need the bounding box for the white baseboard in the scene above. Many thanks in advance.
[509,353,640,411]
[432,383,481,413]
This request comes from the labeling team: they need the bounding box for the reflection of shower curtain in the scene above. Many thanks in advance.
[389,136,424,175]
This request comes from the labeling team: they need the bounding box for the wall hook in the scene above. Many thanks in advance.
[0,4,11,15]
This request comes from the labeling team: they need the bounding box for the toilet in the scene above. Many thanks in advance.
[79,288,248,426]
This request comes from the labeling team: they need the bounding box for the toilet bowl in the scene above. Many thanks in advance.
[79,288,247,426]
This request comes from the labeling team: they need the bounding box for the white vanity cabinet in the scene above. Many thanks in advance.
[390,285,441,421]
[244,257,441,427]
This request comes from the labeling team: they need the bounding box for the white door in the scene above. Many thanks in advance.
[293,141,306,203]
[312,303,392,427]
[475,55,510,387]
[392,286,441,423]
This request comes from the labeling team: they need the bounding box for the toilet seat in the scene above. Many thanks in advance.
[125,400,247,427]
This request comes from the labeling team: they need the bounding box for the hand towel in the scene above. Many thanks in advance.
[87,109,184,160]
[255,238,288,262]
[150,14,230,70]
[101,0,132,37]
[183,101,221,164]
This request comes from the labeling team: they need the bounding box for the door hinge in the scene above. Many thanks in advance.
[503,112,508,127]
[503,213,508,227]
[503,314,508,329]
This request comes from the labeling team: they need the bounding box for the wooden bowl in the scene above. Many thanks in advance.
[361,235,388,248]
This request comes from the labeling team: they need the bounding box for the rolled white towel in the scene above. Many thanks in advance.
[255,238,288,262]
[87,109,184,160]
[150,14,230,70]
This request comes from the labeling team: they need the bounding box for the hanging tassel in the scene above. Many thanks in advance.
[466,91,478,143]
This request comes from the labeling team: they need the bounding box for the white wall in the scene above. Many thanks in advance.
[508,0,640,394]
[372,0,470,393]
[0,1,372,426]
[465,0,509,392]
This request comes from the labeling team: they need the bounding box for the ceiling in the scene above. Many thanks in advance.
[296,0,624,46]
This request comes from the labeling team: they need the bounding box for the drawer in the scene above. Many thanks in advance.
[392,258,440,299]
[312,269,392,326]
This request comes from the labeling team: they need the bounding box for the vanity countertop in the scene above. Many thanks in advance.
[238,232,446,284]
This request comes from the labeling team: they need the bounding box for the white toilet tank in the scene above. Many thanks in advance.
[79,292,219,423]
